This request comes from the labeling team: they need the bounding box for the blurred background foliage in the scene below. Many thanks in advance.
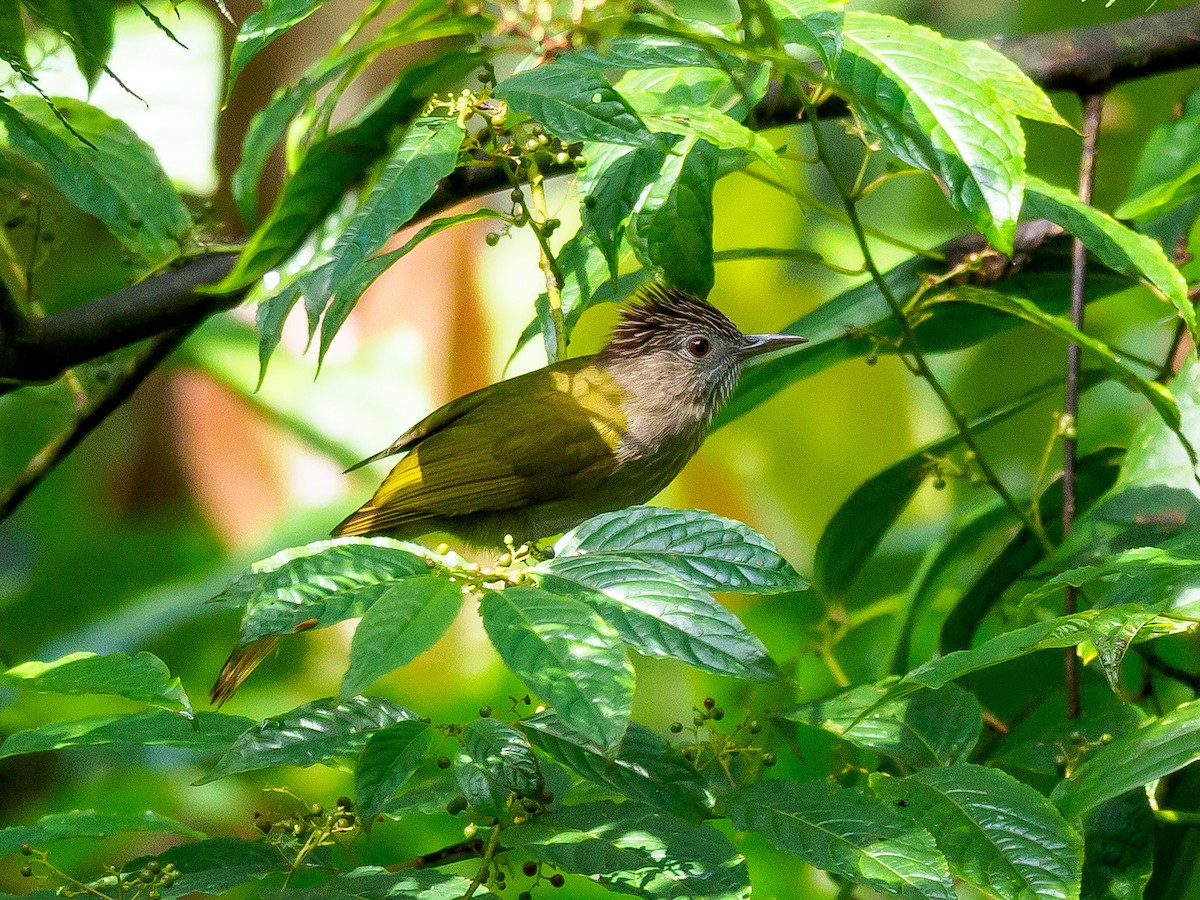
[1,0,1199,896]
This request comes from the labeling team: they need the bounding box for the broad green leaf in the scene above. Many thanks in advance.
[521,711,714,818]
[929,284,1196,469]
[554,505,805,593]
[767,0,844,70]
[727,779,955,900]
[277,867,482,900]
[1116,88,1200,222]
[2,651,191,715]
[1021,547,1200,608]
[578,142,670,282]
[783,681,982,768]
[456,718,541,815]
[814,374,1076,601]
[213,538,430,648]
[1025,176,1194,338]
[535,554,778,681]
[507,800,750,900]
[872,765,1083,900]
[111,838,286,899]
[0,711,253,760]
[341,576,464,696]
[573,34,738,70]
[495,59,656,147]
[1053,698,1200,821]
[839,11,1025,253]
[312,116,465,361]
[480,587,633,753]
[952,41,1072,128]
[22,0,114,88]
[0,96,191,264]
[642,105,787,182]
[196,696,417,784]
[1080,792,1155,900]
[227,0,334,89]
[0,810,203,859]
[354,720,432,827]
[0,0,28,71]
[628,135,719,296]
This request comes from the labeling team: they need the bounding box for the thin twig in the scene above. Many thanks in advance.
[1062,92,1105,721]
[799,96,1052,552]
[460,825,503,900]
[0,322,197,523]
[526,160,567,360]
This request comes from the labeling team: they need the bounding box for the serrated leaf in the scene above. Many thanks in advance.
[0,810,203,859]
[642,105,787,182]
[783,681,982,768]
[1053,698,1200,821]
[628,135,718,295]
[0,96,191,264]
[1025,176,1194,339]
[573,34,738,70]
[521,711,714,818]
[227,0,334,90]
[340,576,463,697]
[555,506,804,592]
[196,696,417,784]
[112,838,286,899]
[354,721,432,826]
[214,538,430,648]
[929,284,1196,470]
[953,41,1072,129]
[2,651,191,715]
[495,60,656,147]
[507,800,750,900]
[767,0,844,70]
[22,0,114,88]
[0,710,253,760]
[578,141,669,282]
[456,718,541,815]
[727,779,955,900]
[872,765,1082,900]
[536,554,777,681]
[814,374,1075,601]
[839,11,1025,252]
[311,116,465,361]
[274,867,482,900]
[480,587,633,753]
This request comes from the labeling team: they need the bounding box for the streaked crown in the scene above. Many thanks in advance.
[602,284,744,357]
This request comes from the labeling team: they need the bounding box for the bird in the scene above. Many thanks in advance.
[209,284,805,705]
[330,283,807,546]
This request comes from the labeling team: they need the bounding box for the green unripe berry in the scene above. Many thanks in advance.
[19,844,31,856]
[748,719,762,734]
[437,755,452,769]
[762,752,777,766]
[712,708,725,721]
[485,233,501,247]
[20,865,32,877]
[479,705,492,718]
[670,722,683,733]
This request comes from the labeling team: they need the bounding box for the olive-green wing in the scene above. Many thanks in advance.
[334,359,625,535]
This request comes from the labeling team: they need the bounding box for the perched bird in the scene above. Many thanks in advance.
[209,284,804,705]
[332,283,807,546]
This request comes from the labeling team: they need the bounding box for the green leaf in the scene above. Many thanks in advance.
[554,505,805,593]
[839,11,1025,253]
[313,116,466,361]
[783,681,982,768]
[480,587,633,753]
[0,96,191,264]
[578,141,669,282]
[535,554,777,681]
[872,765,1083,900]
[2,651,191,715]
[1080,792,1155,900]
[814,374,1074,601]
[952,41,1072,128]
[227,0,334,90]
[214,538,430,648]
[0,711,253,760]
[726,779,955,900]
[628,135,719,295]
[456,718,542,815]
[521,711,714,818]
[507,800,750,900]
[0,0,28,71]
[929,284,1196,470]
[274,867,482,900]
[1053,698,1200,821]
[573,34,739,70]
[495,60,656,147]
[341,576,464,697]
[767,0,844,70]
[116,838,286,899]
[1025,176,1195,339]
[22,0,114,88]
[196,696,417,784]
[642,105,787,182]
[354,720,432,826]
[1116,92,1200,222]
[0,810,203,859]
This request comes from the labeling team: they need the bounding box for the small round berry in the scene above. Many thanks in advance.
[523,861,538,876]
[437,756,452,769]
[19,844,31,856]
[747,720,762,734]
[479,706,492,718]
[550,873,566,887]
[670,722,683,733]
[20,864,32,878]
[520,893,533,900]
[762,752,777,767]
[703,697,715,710]
[712,708,725,721]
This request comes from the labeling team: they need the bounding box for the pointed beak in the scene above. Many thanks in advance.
[737,332,809,360]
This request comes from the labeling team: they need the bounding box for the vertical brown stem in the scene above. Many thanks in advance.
[1063,92,1106,720]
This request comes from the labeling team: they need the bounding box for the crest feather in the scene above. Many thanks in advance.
[603,284,742,356]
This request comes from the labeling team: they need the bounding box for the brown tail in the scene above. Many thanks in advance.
[210,636,280,706]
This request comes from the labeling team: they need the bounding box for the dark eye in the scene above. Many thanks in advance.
[686,336,710,357]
